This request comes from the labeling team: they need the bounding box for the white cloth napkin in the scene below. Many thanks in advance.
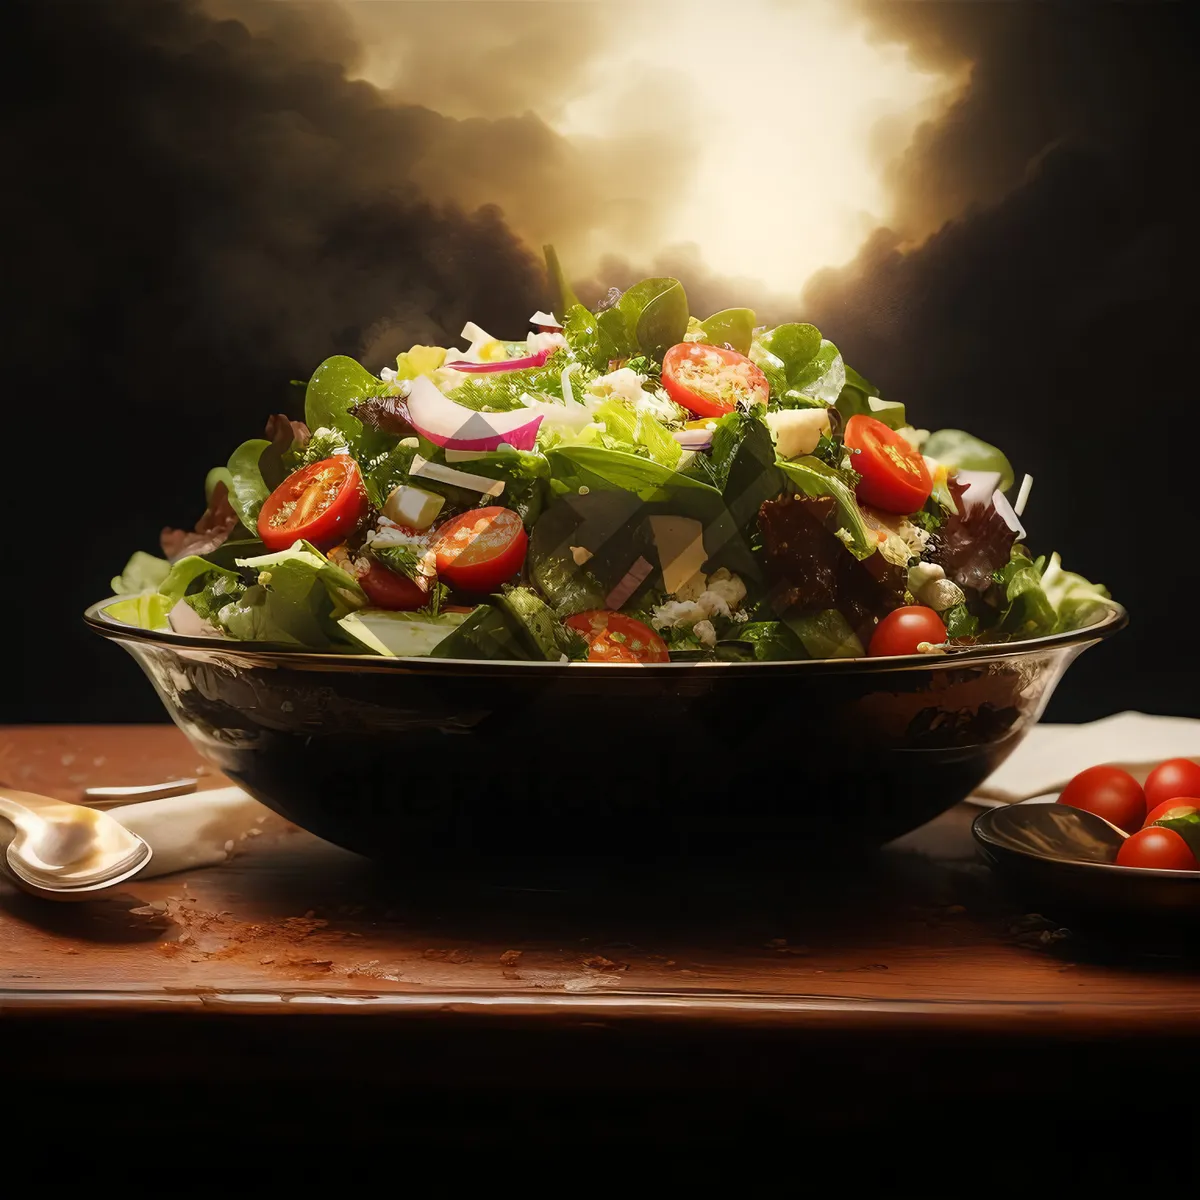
[973,711,1200,805]
[108,786,271,878]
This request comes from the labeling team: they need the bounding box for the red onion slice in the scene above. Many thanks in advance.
[954,469,1003,512]
[605,556,653,610]
[406,375,543,452]
[672,428,714,451]
[443,348,553,374]
[991,488,1027,541]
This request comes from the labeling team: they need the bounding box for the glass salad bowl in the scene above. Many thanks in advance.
[86,601,1125,871]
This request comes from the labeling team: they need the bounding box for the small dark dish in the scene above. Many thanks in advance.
[87,601,1124,870]
[973,798,1200,928]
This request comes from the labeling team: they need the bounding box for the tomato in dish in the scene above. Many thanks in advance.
[434,507,528,592]
[661,343,770,418]
[257,456,368,552]
[1143,758,1200,811]
[359,561,429,611]
[1058,765,1146,834]
[1116,826,1199,870]
[564,611,669,663]
[868,606,947,657]
[844,415,933,515]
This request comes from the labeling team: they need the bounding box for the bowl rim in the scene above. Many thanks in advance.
[972,796,1200,884]
[84,595,1127,677]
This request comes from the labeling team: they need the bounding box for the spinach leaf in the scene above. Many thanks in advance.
[495,585,588,660]
[784,609,865,658]
[544,243,580,313]
[716,620,806,662]
[429,604,534,661]
[597,277,690,362]
[305,355,387,440]
[225,438,271,528]
[688,411,783,534]
[698,308,756,355]
[752,323,845,405]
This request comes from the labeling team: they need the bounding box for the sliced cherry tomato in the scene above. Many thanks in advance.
[434,506,528,592]
[1144,798,1200,827]
[661,343,769,418]
[257,456,368,552]
[359,561,429,611]
[868,606,947,657]
[1058,765,1146,834]
[1144,759,1200,811]
[1116,826,1200,871]
[844,415,933,515]
[564,611,670,664]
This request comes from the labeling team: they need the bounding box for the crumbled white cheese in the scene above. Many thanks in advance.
[366,523,428,551]
[692,620,717,648]
[651,568,748,633]
[586,367,647,406]
[570,545,594,566]
[650,599,706,631]
[634,388,687,424]
[704,567,747,611]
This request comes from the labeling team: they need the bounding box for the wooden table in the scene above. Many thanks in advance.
[3,725,1199,1164]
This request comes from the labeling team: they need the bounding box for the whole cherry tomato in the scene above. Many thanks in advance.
[1058,765,1146,834]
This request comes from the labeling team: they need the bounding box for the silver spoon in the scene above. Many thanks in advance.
[0,787,152,900]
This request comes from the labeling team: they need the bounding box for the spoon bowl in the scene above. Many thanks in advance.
[0,788,152,900]
[973,798,1200,928]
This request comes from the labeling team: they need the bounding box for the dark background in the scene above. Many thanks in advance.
[3,0,1196,724]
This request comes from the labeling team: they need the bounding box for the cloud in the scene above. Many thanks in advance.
[800,2,1196,718]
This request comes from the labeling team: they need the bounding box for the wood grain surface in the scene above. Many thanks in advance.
[2,724,1198,1158]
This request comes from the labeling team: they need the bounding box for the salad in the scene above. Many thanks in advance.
[105,252,1118,664]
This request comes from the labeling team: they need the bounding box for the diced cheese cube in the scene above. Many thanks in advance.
[648,515,707,595]
[383,484,446,531]
[764,407,832,460]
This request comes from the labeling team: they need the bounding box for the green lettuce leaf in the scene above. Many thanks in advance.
[110,551,171,596]
[102,592,173,631]
[777,456,876,560]
[993,549,1114,637]
[924,429,1015,493]
[236,541,367,622]
[394,345,446,380]
[211,585,331,647]
[1040,552,1118,632]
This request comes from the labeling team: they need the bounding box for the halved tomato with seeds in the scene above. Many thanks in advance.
[433,506,528,592]
[564,611,669,663]
[257,456,368,552]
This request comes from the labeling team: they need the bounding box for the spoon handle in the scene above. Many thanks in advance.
[82,778,198,809]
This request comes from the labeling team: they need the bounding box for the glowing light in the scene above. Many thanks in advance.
[344,0,959,292]
[555,1,954,292]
